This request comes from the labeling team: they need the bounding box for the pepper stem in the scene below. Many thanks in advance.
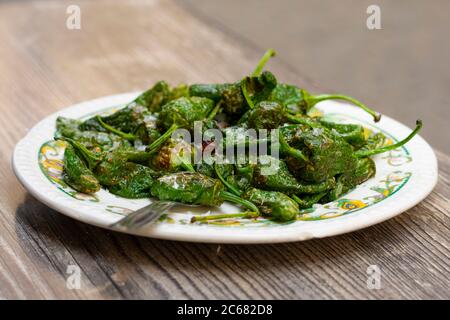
[285,114,320,128]
[252,49,276,77]
[181,162,196,173]
[241,79,255,109]
[207,100,223,120]
[214,163,242,196]
[191,211,258,223]
[242,49,276,109]
[219,191,260,214]
[147,123,178,152]
[96,116,136,141]
[61,137,102,170]
[292,193,326,209]
[355,120,422,158]
[278,132,309,162]
[307,94,381,122]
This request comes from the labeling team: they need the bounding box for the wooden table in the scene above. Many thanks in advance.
[0,0,448,299]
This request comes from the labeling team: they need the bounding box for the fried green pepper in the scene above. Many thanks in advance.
[242,188,299,222]
[56,116,130,151]
[62,142,100,194]
[195,162,234,179]
[196,161,254,194]
[190,49,277,120]
[230,163,255,191]
[189,83,232,102]
[253,156,335,194]
[135,81,189,113]
[292,192,327,209]
[80,104,146,134]
[246,101,286,130]
[245,101,373,138]
[157,97,215,131]
[269,83,306,113]
[318,119,366,149]
[151,172,224,206]
[212,164,298,221]
[321,157,376,202]
[62,136,159,198]
[239,71,277,110]
[94,150,157,198]
[189,71,277,121]
[107,164,156,198]
[150,138,195,173]
[285,126,358,182]
[150,172,259,212]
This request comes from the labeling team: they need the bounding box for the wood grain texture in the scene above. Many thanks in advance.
[0,0,448,299]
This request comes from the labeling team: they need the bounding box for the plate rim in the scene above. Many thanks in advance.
[12,93,439,243]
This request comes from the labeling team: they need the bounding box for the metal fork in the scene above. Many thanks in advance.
[110,201,176,230]
[110,201,202,231]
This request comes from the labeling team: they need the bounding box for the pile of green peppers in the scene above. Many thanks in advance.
[55,49,422,223]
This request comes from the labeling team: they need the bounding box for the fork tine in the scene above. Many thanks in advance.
[128,202,173,227]
[121,202,163,227]
[110,201,175,230]
[128,202,172,226]
[113,202,164,228]
[111,205,150,227]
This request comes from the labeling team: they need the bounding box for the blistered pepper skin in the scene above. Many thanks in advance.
[151,172,225,206]
[93,148,157,198]
[269,83,310,114]
[287,126,358,183]
[157,97,215,131]
[63,143,100,194]
[319,120,366,149]
[246,101,286,130]
[223,71,277,119]
[56,116,131,151]
[189,83,232,102]
[242,188,299,222]
[321,157,376,202]
[253,157,335,194]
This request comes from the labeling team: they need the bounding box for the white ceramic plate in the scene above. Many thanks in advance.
[13,93,438,243]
